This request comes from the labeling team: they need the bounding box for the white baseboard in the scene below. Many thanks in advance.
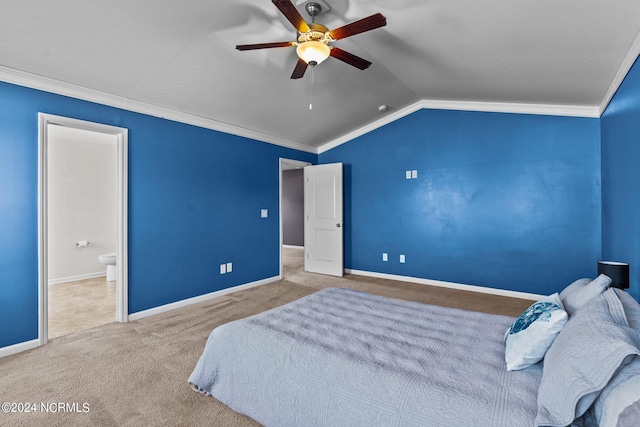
[0,339,40,359]
[1,276,281,358]
[283,245,304,249]
[128,276,281,321]
[345,269,543,301]
[48,271,106,285]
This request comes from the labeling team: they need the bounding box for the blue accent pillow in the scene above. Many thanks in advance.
[504,293,568,371]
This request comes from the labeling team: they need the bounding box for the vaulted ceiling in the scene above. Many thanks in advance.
[2,0,640,152]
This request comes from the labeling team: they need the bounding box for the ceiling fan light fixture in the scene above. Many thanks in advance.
[235,1,386,79]
[296,40,330,65]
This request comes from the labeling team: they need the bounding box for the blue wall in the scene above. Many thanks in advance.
[320,109,602,295]
[4,59,637,351]
[0,81,315,348]
[601,56,640,301]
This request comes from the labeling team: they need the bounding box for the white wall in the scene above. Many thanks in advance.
[47,125,117,283]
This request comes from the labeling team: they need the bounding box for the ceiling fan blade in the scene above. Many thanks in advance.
[291,58,308,79]
[236,41,295,51]
[272,0,310,33]
[330,47,372,70]
[329,13,387,40]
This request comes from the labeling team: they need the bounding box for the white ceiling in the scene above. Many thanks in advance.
[2,0,640,152]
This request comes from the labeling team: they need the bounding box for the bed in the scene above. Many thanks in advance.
[189,284,640,427]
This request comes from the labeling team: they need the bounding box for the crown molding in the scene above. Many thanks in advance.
[0,64,612,157]
[420,99,600,118]
[0,65,316,154]
[317,101,424,154]
[599,29,640,115]
[317,99,600,154]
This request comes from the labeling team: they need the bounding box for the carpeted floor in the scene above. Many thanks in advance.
[0,248,533,426]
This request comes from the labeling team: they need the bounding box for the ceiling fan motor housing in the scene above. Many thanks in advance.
[297,2,331,45]
[297,24,331,44]
[305,2,323,18]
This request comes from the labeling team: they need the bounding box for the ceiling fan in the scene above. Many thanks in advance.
[236,0,387,79]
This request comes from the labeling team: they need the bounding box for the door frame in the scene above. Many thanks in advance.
[279,158,311,278]
[38,113,129,346]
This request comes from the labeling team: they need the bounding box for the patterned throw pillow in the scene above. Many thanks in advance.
[504,293,569,371]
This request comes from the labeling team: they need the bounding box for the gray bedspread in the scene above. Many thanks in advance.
[189,287,542,426]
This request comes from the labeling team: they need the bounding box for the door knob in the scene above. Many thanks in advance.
[337,224,341,228]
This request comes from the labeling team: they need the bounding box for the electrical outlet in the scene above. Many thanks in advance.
[261,209,268,218]
[400,254,406,263]
[382,253,388,262]
[405,170,411,179]
[226,262,233,273]
[412,170,418,179]
[220,264,227,274]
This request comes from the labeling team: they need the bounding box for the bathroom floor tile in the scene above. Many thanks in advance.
[48,277,116,338]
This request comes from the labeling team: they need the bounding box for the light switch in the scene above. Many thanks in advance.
[411,170,418,179]
[261,209,268,218]
[405,170,412,179]
[226,262,233,273]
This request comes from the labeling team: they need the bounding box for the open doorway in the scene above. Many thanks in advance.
[47,125,117,338]
[38,114,128,346]
[279,158,311,278]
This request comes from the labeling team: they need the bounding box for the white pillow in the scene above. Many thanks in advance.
[593,356,640,427]
[504,293,568,371]
[562,274,612,315]
[613,288,640,331]
[559,278,592,306]
[534,289,640,426]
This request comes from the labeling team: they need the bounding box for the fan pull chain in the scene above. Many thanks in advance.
[309,71,312,110]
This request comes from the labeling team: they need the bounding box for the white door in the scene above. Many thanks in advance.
[304,163,343,276]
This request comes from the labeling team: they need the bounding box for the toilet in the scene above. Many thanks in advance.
[99,253,116,281]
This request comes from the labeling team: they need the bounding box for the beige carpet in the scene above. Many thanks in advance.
[0,248,533,426]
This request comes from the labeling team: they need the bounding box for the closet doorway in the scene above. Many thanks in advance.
[279,158,310,278]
